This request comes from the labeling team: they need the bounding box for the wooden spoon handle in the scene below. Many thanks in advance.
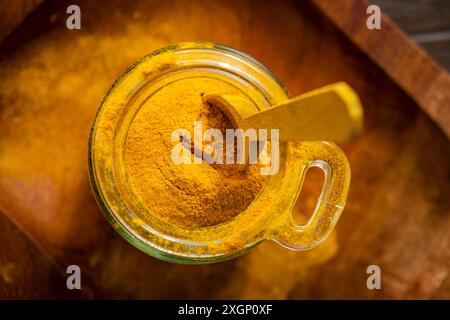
[242,82,363,141]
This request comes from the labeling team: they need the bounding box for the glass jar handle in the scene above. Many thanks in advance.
[273,141,351,250]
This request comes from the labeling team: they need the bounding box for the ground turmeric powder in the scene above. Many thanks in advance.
[124,77,265,228]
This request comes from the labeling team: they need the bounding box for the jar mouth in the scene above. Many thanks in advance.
[88,42,292,264]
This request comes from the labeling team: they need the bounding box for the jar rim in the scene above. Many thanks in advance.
[88,42,292,264]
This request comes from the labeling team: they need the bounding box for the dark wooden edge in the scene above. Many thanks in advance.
[2,0,449,138]
[0,0,43,43]
[310,0,450,139]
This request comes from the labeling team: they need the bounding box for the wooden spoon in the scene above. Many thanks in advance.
[202,82,363,142]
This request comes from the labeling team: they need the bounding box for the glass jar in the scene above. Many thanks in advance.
[88,42,350,264]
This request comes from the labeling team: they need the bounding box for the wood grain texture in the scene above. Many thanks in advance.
[420,38,450,71]
[311,0,450,139]
[0,0,449,299]
[0,210,82,299]
[370,0,450,72]
[371,0,450,35]
[0,0,42,43]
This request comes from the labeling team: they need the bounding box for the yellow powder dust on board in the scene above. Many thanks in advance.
[125,78,265,228]
[0,1,342,298]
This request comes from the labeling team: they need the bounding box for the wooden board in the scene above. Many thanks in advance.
[0,0,42,43]
[371,0,450,35]
[369,0,450,71]
[0,0,449,299]
[312,0,450,139]
[371,0,450,71]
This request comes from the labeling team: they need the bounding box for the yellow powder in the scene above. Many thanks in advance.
[124,77,265,228]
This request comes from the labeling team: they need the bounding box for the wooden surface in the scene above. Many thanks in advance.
[371,0,450,71]
[312,0,450,139]
[0,0,42,43]
[372,0,450,35]
[0,0,449,299]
